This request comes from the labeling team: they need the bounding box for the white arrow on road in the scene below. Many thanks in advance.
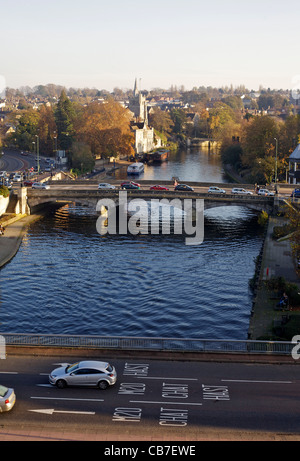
[29,409,95,415]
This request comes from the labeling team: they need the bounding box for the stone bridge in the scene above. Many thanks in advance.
[25,188,276,215]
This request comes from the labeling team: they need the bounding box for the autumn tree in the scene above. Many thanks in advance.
[148,107,174,135]
[75,99,134,159]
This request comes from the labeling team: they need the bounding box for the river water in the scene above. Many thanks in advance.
[0,149,264,340]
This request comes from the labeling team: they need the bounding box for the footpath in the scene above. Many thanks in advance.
[249,215,300,339]
[0,214,41,269]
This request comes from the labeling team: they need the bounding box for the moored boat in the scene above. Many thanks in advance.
[127,162,144,175]
[152,149,169,163]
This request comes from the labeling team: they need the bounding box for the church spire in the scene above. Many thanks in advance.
[133,78,138,97]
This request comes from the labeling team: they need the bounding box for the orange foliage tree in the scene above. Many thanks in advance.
[75,99,134,159]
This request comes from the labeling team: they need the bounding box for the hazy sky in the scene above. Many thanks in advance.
[1,0,299,92]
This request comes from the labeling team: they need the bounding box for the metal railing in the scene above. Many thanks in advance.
[0,333,295,355]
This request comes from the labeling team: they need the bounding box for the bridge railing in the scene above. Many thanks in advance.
[0,333,295,355]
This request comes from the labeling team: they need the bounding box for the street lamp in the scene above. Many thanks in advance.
[274,138,278,185]
[35,135,40,181]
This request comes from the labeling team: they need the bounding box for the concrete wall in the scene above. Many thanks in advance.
[0,195,9,216]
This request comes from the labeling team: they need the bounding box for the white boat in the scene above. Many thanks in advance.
[127,162,144,175]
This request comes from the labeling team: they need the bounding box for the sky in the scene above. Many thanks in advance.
[0,0,300,93]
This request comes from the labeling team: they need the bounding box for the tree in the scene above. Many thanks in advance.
[70,142,95,172]
[75,99,134,158]
[148,107,174,135]
[11,109,39,151]
[54,90,76,151]
[38,105,57,155]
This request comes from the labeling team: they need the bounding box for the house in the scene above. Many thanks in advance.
[288,144,300,184]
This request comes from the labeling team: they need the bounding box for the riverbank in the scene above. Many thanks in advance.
[0,214,42,269]
[248,215,300,340]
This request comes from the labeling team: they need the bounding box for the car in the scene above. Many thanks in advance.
[23,180,33,187]
[13,174,22,182]
[0,385,16,413]
[32,182,50,190]
[291,189,300,198]
[49,360,117,389]
[121,183,140,190]
[21,151,28,156]
[120,181,140,188]
[257,188,274,196]
[0,171,7,178]
[150,185,169,190]
[231,188,253,195]
[174,184,194,191]
[98,183,116,190]
[208,186,226,194]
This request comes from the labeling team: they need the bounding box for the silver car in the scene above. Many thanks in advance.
[49,360,117,389]
[98,183,116,190]
[0,385,16,412]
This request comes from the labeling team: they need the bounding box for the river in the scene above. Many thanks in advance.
[0,148,264,340]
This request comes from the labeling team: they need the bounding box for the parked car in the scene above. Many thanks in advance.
[121,183,140,190]
[291,189,300,198]
[0,171,7,178]
[175,184,194,191]
[0,385,16,413]
[257,188,274,196]
[49,360,117,389]
[32,182,50,190]
[231,188,253,195]
[13,174,22,182]
[120,181,140,188]
[98,183,116,190]
[150,185,169,190]
[208,186,226,194]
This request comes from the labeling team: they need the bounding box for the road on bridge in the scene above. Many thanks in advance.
[0,355,299,440]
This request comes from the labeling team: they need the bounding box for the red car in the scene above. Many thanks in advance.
[121,181,140,188]
[23,180,33,187]
[150,185,169,191]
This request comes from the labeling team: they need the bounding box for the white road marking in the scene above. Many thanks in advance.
[130,400,202,406]
[221,379,293,384]
[29,409,95,415]
[31,396,104,402]
[136,377,198,381]
[0,371,18,374]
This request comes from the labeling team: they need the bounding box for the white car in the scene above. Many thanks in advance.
[208,186,226,194]
[257,188,274,196]
[98,183,116,190]
[231,188,253,195]
[32,182,50,190]
[13,174,22,182]
[0,171,7,178]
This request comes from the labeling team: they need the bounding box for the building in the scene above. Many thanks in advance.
[128,79,161,154]
[288,144,300,184]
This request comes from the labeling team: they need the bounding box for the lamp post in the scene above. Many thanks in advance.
[35,135,40,181]
[274,137,278,185]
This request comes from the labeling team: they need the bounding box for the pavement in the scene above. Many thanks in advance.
[0,214,41,269]
[249,215,300,339]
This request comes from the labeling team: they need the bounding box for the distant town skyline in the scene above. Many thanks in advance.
[1,0,299,93]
